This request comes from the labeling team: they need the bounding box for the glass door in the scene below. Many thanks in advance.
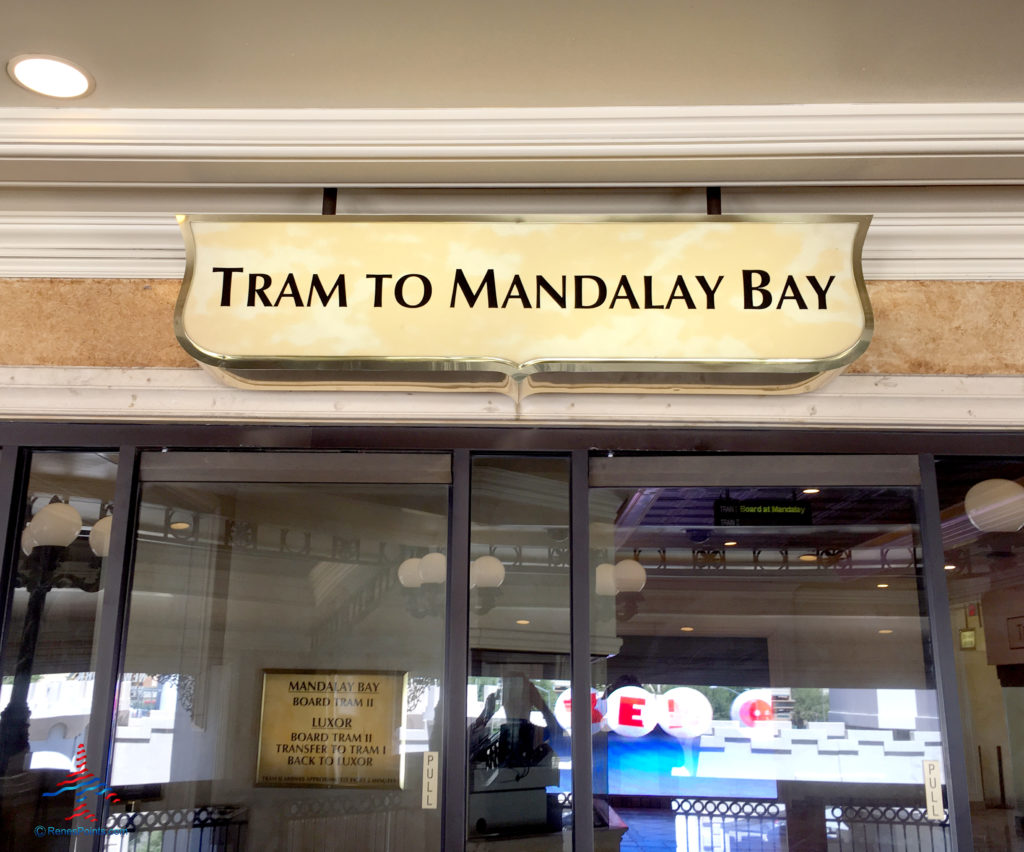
[936,455,1024,851]
[3,446,966,852]
[587,455,953,852]
[465,456,573,850]
[106,452,451,852]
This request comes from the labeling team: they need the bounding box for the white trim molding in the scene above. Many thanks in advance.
[0,367,1020,430]
[0,103,1023,187]
[2,104,1024,278]
[861,213,1024,280]
[3,210,1023,280]
[0,214,185,279]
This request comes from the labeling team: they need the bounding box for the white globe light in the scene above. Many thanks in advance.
[21,526,37,556]
[659,687,714,739]
[29,501,82,547]
[470,555,505,589]
[595,563,617,596]
[419,552,447,584]
[397,558,423,588]
[965,479,1024,532]
[89,514,114,558]
[614,559,647,593]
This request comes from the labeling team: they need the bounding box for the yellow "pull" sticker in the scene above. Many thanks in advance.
[422,752,439,809]
[923,759,944,820]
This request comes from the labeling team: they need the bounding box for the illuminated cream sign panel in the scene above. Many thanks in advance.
[176,215,872,394]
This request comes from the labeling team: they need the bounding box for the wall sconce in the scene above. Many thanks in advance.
[614,558,647,593]
[470,555,505,589]
[397,552,448,588]
[25,498,82,549]
[595,559,648,595]
[20,498,113,558]
[965,479,1024,532]
[397,551,447,618]
[89,512,113,558]
[596,563,616,596]
[470,554,505,616]
[397,557,424,588]
[595,558,647,621]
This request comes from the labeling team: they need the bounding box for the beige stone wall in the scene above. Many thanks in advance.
[0,278,1022,374]
[852,280,1024,375]
[0,278,192,368]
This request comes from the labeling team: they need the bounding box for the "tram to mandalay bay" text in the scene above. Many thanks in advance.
[211,268,839,311]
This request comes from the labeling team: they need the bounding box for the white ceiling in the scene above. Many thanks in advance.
[2,0,1023,109]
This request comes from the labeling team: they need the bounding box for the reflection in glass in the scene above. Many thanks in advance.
[0,451,118,844]
[467,457,572,848]
[110,478,448,852]
[590,484,946,851]
[939,457,1024,851]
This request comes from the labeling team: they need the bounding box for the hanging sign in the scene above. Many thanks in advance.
[176,215,872,395]
[256,670,407,789]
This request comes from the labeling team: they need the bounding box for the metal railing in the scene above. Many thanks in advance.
[673,798,787,851]
[826,804,951,852]
[670,798,952,852]
[105,806,246,852]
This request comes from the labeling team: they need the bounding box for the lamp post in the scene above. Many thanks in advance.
[0,499,106,775]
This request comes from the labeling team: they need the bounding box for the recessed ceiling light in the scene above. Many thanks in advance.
[944,564,956,571]
[169,521,191,531]
[877,583,889,589]
[802,488,820,494]
[798,553,818,562]
[723,541,738,547]
[878,629,894,634]
[8,55,94,98]
[680,626,695,632]
[515,619,530,625]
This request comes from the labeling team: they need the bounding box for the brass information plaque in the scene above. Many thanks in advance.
[256,670,407,788]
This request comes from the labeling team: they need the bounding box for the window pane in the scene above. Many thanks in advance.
[590,482,947,851]
[110,474,448,852]
[0,451,119,844]
[468,457,572,848]
[939,456,1024,851]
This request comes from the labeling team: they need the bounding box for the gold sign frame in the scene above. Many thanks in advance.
[176,214,873,395]
[256,669,408,789]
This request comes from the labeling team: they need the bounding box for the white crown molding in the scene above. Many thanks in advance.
[0,214,185,278]
[861,213,1024,280]
[0,368,1020,430]
[0,103,1023,187]
[3,210,1023,280]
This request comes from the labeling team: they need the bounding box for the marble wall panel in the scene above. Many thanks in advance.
[1,278,1021,375]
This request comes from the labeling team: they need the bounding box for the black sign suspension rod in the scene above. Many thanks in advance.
[322,187,338,216]
[706,186,722,215]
